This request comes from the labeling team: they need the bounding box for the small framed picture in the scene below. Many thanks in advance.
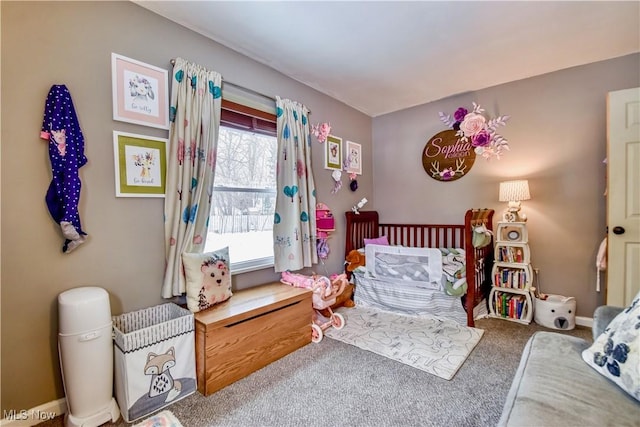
[325,135,343,170]
[345,140,362,175]
[113,131,167,197]
[111,53,169,129]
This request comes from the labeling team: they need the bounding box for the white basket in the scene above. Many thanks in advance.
[112,303,196,423]
[534,295,576,330]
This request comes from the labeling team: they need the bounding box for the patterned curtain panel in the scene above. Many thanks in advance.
[162,58,222,298]
[273,97,317,272]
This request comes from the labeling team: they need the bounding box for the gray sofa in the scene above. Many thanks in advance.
[498,306,640,427]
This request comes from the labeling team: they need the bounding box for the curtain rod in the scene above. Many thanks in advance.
[170,58,277,103]
[170,58,311,113]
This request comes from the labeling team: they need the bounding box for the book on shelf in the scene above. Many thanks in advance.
[499,246,525,263]
[494,292,526,319]
[494,267,529,289]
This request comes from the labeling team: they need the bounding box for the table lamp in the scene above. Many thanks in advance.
[499,180,531,222]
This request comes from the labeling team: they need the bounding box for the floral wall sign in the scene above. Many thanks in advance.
[422,129,476,182]
[424,102,511,182]
[439,102,510,160]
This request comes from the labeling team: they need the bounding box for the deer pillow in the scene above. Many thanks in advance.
[182,247,232,313]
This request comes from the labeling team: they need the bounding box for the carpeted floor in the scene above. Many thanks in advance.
[36,317,592,427]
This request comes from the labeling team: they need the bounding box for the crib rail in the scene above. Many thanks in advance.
[380,223,465,249]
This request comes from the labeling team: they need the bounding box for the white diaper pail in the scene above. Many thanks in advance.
[58,287,119,427]
[534,294,577,330]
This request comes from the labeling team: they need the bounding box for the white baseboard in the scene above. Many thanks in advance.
[0,398,66,426]
[576,316,593,328]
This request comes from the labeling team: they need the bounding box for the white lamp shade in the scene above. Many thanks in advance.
[499,180,531,202]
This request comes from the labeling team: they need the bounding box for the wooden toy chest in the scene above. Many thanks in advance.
[194,282,312,396]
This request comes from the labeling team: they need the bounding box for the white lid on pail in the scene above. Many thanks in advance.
[58,287,112,335]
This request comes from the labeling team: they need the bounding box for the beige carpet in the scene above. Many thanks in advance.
[34,318,592,427]
[325,305,484,380]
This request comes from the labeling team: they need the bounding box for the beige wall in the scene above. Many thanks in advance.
[0,1,372,412]
[373,53,640,319]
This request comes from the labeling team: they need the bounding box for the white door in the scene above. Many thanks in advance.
[607,87,640,307]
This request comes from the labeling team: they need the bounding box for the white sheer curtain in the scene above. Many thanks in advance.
[162,58,222,298]
[273,96,317,272]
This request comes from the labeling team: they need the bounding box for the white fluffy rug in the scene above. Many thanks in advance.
[325,306,484,380]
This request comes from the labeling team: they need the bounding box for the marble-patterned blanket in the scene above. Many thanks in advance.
[325,305,484,380]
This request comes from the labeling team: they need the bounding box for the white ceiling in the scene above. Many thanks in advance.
[135,1,640,117]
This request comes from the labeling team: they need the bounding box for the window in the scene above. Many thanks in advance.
[204,100,277,272]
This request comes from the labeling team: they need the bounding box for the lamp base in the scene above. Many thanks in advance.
[503,209,527,222]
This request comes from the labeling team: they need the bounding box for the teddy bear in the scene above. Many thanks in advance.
[345,250,366,272]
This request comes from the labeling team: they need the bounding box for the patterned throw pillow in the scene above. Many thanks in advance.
[182,248,232,313]
[582,291,640,401]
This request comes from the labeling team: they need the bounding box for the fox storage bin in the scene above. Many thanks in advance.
[112,303,196,422]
